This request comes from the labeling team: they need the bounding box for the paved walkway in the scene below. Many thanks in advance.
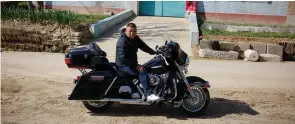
[2,51,295,89]
[95,16,191,59]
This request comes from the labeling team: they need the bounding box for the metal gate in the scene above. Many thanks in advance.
[139,1,185,18]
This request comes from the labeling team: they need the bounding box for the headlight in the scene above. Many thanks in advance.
[183,57,189,74]
[185,57,190,67]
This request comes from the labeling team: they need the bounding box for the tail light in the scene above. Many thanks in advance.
[65,58,71,64]
[73,76,81,84]
[76,76,81,80]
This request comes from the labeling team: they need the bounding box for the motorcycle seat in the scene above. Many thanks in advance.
[109,63,138,78]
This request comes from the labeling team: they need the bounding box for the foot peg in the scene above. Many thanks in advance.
[173,101,182,107]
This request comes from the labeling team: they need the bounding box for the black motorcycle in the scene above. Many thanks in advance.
[64,40,211,115]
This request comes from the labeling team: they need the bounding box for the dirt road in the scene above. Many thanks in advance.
[2,51,295,124]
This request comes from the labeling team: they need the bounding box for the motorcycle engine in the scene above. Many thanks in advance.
[148,74,162,86]
[119,86,132,94]
[118,86,141,99]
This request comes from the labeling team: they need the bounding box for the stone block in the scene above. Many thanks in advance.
[234,42,250,58]
[244,49,259,62]
[219,42,235,51]
[199,40,220,50]
[199,49,239,60]
[259,54,281,62]
[278,42,295,61]
[234,42,250,52]
[251,42,267,54]
[267,44,283,61]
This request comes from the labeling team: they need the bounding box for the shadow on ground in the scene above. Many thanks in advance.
[89,97,259,120]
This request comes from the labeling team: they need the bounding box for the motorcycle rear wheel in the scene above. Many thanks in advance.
[82,101,112,113]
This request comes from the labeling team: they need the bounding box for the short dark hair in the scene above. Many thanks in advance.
[126,23,137,28]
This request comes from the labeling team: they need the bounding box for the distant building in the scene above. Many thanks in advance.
[196,1,295,25]
[45,1,137,16]
[45,1,295,25]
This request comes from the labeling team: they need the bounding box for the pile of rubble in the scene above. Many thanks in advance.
[1,21,92,53]
[198,40,295,62]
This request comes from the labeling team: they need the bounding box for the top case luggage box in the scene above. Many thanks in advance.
[65,43,108,69]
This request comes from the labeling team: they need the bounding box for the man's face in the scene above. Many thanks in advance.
[125,27,137,40]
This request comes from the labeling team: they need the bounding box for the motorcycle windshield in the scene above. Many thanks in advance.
[165,39,188,66]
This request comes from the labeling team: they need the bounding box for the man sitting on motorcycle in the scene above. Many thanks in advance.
[115,23,160,102]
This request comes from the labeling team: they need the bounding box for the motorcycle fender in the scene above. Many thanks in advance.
[175,76,210,100]
[186,76,210,88]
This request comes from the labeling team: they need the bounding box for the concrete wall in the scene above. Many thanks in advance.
[90,10,135,38]
[197,1,288,16]
[45,1,138,15]
[287,2,295,15]
[196,1,290,24]
[287,2,295,24]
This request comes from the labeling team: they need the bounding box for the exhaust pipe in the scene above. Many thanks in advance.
[98,98,152,105]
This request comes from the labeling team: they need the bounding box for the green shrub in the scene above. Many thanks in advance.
[17,2,28,8]
[1,7,109,27]
[201,27,295,39]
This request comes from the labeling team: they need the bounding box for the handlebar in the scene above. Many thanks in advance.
[154,46,165,55]
[154,45,170,59]
[154,51,162,55]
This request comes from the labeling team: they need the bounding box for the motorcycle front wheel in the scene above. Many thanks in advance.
[181,84,210,116]
[82,101,112,113]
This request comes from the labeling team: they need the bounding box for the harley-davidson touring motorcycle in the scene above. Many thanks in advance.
[64,39,210,115]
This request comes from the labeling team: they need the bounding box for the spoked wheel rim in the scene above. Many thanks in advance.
[87,101,108,107]
[182,85,207,112]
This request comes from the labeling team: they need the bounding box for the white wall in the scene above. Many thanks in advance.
[46,1,139,15]
[197,1,289,16]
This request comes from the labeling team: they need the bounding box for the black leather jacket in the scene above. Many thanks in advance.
[115,28,155,68]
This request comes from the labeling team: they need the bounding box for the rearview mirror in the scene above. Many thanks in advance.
[155,45,159,50]
[165,40,168,45]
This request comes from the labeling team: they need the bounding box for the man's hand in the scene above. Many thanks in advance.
[136,64,144,72]
[148,50,157,55]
